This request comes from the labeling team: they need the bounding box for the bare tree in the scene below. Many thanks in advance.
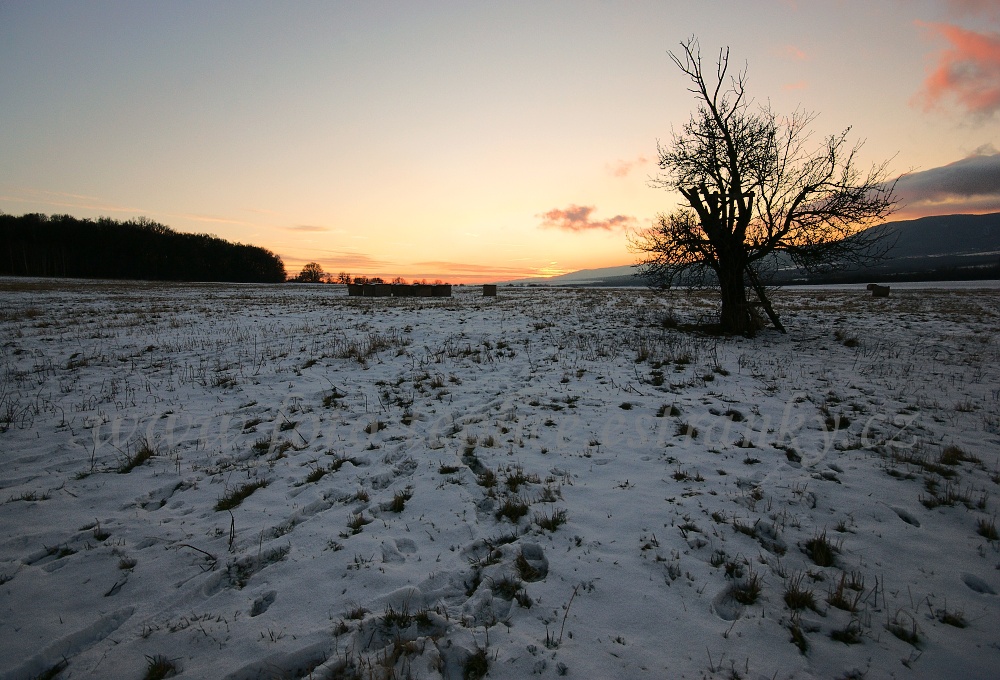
[630,38,898,335]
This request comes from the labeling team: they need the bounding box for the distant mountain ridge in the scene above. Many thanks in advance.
[871,212,1000,259]
[502,213,1000,286]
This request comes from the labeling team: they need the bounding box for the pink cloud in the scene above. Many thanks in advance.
[538,205,636,232]
[607,155,648,178]
[783,80,808,91]
[915,22,1000,116]
[781,44,809,61]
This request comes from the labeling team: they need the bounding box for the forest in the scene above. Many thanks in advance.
[0,213,286,283]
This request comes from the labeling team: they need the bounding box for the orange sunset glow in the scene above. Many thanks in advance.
[2,2,998,282]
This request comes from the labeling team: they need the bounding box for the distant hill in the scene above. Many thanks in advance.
[504,265,639,286]
[501,213,1000,287]
[776,212,1000,284]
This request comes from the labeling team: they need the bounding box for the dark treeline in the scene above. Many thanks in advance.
[0,213,286,283]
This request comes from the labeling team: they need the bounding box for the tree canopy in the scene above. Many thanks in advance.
[294,262,325,283]
[0,213,286,283]
[631,38,898,335]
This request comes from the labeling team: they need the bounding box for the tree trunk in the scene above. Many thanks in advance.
[717,259,755,336]
[746,268,786,333]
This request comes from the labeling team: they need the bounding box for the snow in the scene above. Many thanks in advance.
[1,279,998,679]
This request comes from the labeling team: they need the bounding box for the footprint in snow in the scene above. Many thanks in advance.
[710,587,743,621]
[250,590,277,616]
[890,506,920,527]
[961,573,996,595]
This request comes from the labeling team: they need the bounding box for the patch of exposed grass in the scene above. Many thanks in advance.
[7,490,51,502]
[730,567,763,605]
[303,465,330,484]
[804,531,838,567]
[732,517,759,538]
[464,645,489,680]
[784,573,819,612]
[505,465,539,492]
[346,513,372,535]
[921,481,978,509]
[788,621,809,655]
[827,572,863,612]
[830,619,863,645]
[675,421,698,439]
[323,387,346,407]
[886,611,921,647]
[380,603,412,631]
[215,479,268,511]
[388,489,412,513]
[940,444,979,466]
[976,516,998,541]
[489,574,525,600]
[495,496,530,523]
[821,407,851,431]
[534,508,567,532]
[143,654,179,680]
[118,438,156,473]
[476,468,497,489]
[937,607,967,628]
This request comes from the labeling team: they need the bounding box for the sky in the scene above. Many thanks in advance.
[2,1,999,283]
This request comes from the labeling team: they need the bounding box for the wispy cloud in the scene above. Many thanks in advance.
[284,224,330,232]
[0,188,144,215]
[412,261,544,278]
[914,22,1000,117]
[783,80,808,91]
[894,150,1000,217]
[167,212,250,226]
[280,249,392,270]
[606,155,648,178]
[779,44,809,61]
[0,188,264,230]
[538,205,636,232]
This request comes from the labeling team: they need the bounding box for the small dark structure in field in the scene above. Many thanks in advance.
[483,285,497,297]
[867,283,890,298]
[347,283,452,297]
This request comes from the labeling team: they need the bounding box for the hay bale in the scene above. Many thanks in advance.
[364,284,391,297]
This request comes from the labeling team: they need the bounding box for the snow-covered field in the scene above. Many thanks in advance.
[1,280,998,680]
